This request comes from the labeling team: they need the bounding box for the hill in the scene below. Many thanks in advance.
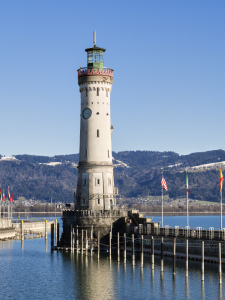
[0,150,224,202]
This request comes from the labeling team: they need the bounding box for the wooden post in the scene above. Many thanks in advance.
[57,222,59,246]
[186,239,188,278]
[45,220,47,240]
[98,231,100,259]
[85,230,88,256]
[161,237,164,272]
[141,235,144,268]
[173,237,176,275]
[132,234,135,266]
[70,225,73,252]
[109,231,111,260]
[81,229,84,254]
[117,232,120,262]
[151,236,154,270]
[91,226,93,256]
[55,219,57,242]
[124,233,126,263]
[21,220,24,241]
[76,228,79,252]
[201,240,204,281]
[219,242,222,285]
[51,223,54,249]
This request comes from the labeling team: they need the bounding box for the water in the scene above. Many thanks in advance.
[0,215,224,300]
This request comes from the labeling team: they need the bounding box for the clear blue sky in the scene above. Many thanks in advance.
[1,0,224,157]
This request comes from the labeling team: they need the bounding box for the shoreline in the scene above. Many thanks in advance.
[142,211,222,216]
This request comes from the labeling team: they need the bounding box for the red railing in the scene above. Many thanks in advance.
[78,67,113,77]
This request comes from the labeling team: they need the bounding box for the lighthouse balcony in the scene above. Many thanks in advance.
[78,67,113,78]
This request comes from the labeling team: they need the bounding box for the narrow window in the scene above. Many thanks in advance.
[84,179,87,185]
[97,129,99,137]
[108,178,112,186]
[97,87,99,96]
[106,90,108,97]
[108,150,110,158]
[97,179,100,185]
[98,198,100,205]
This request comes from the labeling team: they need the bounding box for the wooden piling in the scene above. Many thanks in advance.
[76,228,79,252]
[81,229,84,254]
[117,232,120,262]
[91,225,93,256]
[109,231,112,260]
[45,220,47,240]
[186,239,188,278]
[51,223,54,249]
[132,234,135,266]
[219,242,222,285]
[57,222,59,246]
[55,219,57,242]
[21,220,24,241]
[151,236,154,270]
[173,237,176,275]
[141,235,144,268]
[201,240,204,281]
[70,225,73,252]
[98,231,100,259]
[161,237,164,272]
[124,233,126,263]
[85,230,88,256]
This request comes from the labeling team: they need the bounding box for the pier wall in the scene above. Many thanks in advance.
[0,219,12,228]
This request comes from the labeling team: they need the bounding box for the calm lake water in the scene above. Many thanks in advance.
[0,215,224,300]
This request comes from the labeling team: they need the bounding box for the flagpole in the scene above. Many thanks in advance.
[162,185,163,228]
[220,189,222,230]
[187,190,189,227]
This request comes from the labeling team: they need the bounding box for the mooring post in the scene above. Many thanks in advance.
[76,228,79,252]
[81,229,84,254]
[45,220,48,240]
[21,220,24,241]
[51,223,54,249]
[141,235,144,268]
[91,226,93,256]
[57,222,59,246]
[219,242,222,285]
[186,239,188,278]
[151,236,154,270]
[98,231,100,259]
[117,232,120,262]
[109,231,112,260]
[85,230,88,256]
[55,219,57,242]
[132,234,135,266]
[70,225,73,251]
[161,237,164,272]
[173,237,176,275]
[124,233,126,263]
[201,240,204,281]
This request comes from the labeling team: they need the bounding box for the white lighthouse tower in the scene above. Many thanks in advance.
[76,33,117,211]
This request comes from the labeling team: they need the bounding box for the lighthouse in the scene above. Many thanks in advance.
[76,33,117,211]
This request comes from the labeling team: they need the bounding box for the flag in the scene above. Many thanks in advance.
[220,168,223,191]
[161,175,168,191]
[10,190,13,202]
[186,172,189,194]
[8,186,11,201]
[3,192,5,202]
[0,188,2,201]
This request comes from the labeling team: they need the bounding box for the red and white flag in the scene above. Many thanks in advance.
[161,175,168,191]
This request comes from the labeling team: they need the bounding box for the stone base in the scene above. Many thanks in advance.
[60,209,128,247]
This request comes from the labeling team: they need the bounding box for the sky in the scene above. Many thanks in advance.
[0,0,225,157]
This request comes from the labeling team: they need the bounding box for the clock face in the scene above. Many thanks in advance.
[82,107,92,119]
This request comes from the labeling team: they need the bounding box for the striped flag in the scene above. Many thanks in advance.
[220,168,223,191]
[161,175,168,191]
[3,192,5,202]
[10,190,13,202]
[186,172,189,194]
